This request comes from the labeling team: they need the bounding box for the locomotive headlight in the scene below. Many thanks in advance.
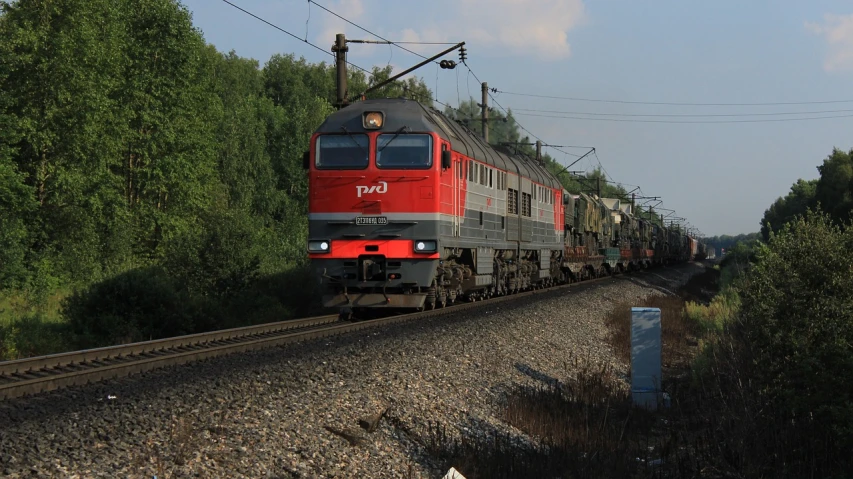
[413,240,437,253]
[363,111,384,129]
[308,240,331,253]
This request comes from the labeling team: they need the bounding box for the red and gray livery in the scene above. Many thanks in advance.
[306,98,701,317]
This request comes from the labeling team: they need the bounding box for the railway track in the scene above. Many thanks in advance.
[0,270,654,401]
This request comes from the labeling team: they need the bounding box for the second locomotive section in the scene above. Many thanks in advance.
[306,99,564,312]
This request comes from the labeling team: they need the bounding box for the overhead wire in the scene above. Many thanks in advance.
[228,1,686,225]
[308,0,453,66]
[513,111,853,123]
[510,107,853,118]
[221,0,371,74]
[307,0,468,116]
[457,61,601,164]
[495,89,853,106]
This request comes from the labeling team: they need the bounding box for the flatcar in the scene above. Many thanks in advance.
[305,98,700,317]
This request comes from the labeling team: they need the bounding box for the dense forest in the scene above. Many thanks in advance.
[0,0,642,357]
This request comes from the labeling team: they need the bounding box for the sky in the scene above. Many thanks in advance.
[181,0,853,236]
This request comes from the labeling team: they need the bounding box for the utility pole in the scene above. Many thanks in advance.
[481,82,489,142]
[535,140,542,164]
[596,177,601,198]
[332,33,348,109]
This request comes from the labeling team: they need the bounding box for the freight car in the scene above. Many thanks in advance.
[305,98,701,318]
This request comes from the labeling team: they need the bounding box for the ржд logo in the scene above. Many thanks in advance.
[356,181,388,198]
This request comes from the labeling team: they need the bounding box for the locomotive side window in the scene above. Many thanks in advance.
[376,134,433,169]
[315,134,369,169]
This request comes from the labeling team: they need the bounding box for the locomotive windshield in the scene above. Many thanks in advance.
[376,134,432,169]
[315,134,369,169]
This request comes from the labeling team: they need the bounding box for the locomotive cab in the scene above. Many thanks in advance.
[307,100,444,314]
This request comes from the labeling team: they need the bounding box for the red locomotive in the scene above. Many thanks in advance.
[306,98,699,318]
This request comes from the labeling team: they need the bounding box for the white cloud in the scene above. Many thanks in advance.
[806,13,853,72]
[317,0,367,56]
[454,0,586,59]
[316,0,586,61]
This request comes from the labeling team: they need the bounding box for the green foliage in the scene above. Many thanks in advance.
[162,209,261,299]
[62,266,198,348]
[683,288,740,333]
[361,65,433,106]
[443,99,535,157]
[760,179,817,241]
[702,232,762,253]
[0,313,71,360]
[815,147,853,223]
[0,0,223,286]
[0,157,34,289]
[0,0,421,357]
[758,147,853,242]
[736,209,853,450]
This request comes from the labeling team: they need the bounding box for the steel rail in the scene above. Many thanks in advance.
[0,314,340,400]
[0,267,670,401]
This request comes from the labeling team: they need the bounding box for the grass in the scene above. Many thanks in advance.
[0,287,70,324]
[0,263,330,360]
[0,288,73,360]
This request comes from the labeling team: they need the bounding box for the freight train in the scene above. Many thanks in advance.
[305,98,703,318]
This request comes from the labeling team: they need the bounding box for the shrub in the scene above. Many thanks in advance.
[162,209,262,299]
[0,313,71,360]
[62,266,198,348]
[736,209,853,453]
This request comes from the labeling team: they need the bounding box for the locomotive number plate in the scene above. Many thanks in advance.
[356,216,388,225]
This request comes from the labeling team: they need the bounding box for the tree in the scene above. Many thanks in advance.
[760,179,817,241]
[815,147,853,224]
[443,99,521,149]
[360,65,433,106]
[0,0,223,282]
[737,210,853,452]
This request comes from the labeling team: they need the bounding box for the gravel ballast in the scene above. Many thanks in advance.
[0,263,704,478]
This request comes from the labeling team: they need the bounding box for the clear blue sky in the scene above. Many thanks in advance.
[182,0,853,236]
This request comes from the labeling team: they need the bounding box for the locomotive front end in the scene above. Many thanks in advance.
[306,100,443,315]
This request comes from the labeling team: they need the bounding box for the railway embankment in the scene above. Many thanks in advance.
[1,264,702,478]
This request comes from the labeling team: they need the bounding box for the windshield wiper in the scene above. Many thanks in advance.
[378,126,410,152]
[340,126,367,157]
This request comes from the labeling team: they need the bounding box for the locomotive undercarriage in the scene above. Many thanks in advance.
[321,246,663,320]
[424,247,576,310]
